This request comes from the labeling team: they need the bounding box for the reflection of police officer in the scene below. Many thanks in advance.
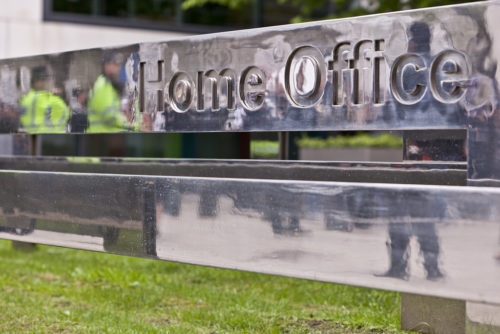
[87,52,134,133]
[378,189,445,280]
[263,187,303,235]
[69,87,89,133]
[384,205,443,279]
[379,23,444,281]
[384,221,442,280]
[19,66,70,134]
[0,218,35,236]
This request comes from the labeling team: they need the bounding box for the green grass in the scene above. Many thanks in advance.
[0,240,410,333]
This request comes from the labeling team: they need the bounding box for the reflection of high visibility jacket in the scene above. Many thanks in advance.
[19,89,70,134]
[87,75,133,133]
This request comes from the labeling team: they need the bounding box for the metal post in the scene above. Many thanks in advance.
[278,132,289,160]
[252,0,263,28]
[401,294,465,334]
[401,129,500,333]
[400,130,466,333]
[10,134,37,251]
[175,0,183,25]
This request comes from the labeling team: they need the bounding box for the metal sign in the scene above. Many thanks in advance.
[0,1,498,134]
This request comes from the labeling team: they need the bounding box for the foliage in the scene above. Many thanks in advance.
[182,0,483,23]
[250,140,279,158]
[296,133,403,148]
[182,0,250,10]
[0,240,408,333]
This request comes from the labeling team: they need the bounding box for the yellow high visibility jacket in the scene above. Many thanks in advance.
[19,89,70,134]
[87,75,135,133]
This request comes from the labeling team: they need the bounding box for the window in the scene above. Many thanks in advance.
[44,0,306,34]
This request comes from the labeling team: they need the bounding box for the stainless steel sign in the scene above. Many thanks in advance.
[143,40,469,111]
[0,1,498,133]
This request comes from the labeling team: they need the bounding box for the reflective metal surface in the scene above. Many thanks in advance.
[0,170,499,304]
[0,156,466,185]
[0,1,500,308]
[0,1,497,135]
[403,130,467,162]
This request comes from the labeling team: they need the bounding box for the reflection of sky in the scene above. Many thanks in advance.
[294,57,316,96]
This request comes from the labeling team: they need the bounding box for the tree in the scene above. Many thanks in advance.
[182,0,482,24]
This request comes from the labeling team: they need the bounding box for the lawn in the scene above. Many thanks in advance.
[0,240,410,333]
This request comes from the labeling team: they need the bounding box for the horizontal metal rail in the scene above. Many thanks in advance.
[0,170,498,304]
[0,156,466,185]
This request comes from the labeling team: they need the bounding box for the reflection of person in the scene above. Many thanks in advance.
[0,102,19,133]
[263,187,303,235]
[198,188,218,218]
[383,221,442,280]
[87,52,135,133]
[377,190,445,281]
[380,23,443,281]
[69,87,89,133]
[19,66,70,134]
[101,183,157,257]
[0,217,35,236]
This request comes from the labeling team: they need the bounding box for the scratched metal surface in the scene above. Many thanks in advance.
[0,156,466,185]
[0,170,499,304]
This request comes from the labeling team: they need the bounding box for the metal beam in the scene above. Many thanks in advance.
[0,156,466,185]
[0,170,499,304]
